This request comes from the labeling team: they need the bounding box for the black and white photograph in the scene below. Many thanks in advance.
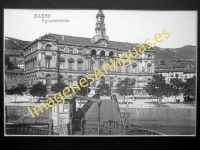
[4,9,197,136]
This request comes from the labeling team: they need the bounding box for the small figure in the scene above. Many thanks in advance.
[76,108,85,131]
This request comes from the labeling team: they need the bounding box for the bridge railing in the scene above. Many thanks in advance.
[112,94,128,134]
[112,94,165,135]
[81,100,94,114]
[125,126,164,135]
[6,128,59,135]
[53,124,69,135]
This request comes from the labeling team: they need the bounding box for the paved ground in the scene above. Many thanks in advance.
[115,93,195,109]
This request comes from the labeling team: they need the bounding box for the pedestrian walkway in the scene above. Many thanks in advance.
[81,98,120,135]
[85,98,120,122]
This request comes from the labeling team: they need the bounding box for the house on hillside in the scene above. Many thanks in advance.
[17,60,24,70]
[155,60,196,83]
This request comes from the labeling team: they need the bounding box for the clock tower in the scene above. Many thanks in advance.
[91,10,109,46]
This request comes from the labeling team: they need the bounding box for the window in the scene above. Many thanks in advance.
[68,58,74,70]
[138,90,142,94]
[60,62,64,69]
[148,54,152,58]
[45,44,52,50]
[78,49,82,54]
[147,63,151,73]
[69,48,73,53]
[46,59,50,69]
[125,63,129,73]
[60,47,64,52]
[132,63,137,73]
[77,59,83,70]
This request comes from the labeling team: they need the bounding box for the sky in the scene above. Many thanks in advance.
[4,9,197,48]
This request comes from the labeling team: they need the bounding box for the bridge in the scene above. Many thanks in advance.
[5,94,164,136]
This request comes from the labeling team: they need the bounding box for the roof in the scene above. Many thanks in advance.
[155,69,186,73]
[25,33,155,52]
[183,70,196,73]
[6,69,23,74]
[156,65,186,69]
[49,33,152,50]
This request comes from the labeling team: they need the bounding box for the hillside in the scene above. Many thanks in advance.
[4,36,196,65]
[5,37,31,56]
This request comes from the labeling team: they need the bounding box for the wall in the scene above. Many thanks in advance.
[120,107,195,127]
[6,106,51,124]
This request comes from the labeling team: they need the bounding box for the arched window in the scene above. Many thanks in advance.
[45,44,52,50]
[68,58,74,70]
[132,63,137,73]
[46,75,51,86]
[77,59,83,70]
[59,57,65,69]
[91,50,96,57]
[109,51,114,58]
[78,49,82,54]
[147,63,151,73]
[69,48,73,53]
[125,62,129,73]
[147,54,152,59]
[91,50,96,70]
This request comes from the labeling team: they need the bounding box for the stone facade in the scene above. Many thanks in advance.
[23,10,155,96]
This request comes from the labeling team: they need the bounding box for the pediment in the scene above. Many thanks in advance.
[41,34,57,40]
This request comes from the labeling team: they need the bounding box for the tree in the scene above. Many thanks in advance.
[51,81,67,93]
[183,76,196,98]
[144,74,170,102]
[7,83,27,95]
[96,77,111,96]
[30,82,47,101]
[76,76,91,96]
[116,77,135,96]
[170,78,184,102]
[5,55,21,70]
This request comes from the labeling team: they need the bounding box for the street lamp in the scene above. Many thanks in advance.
[56,39,60,85]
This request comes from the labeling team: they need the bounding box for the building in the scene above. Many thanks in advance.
[17,60,25,70]
[155,60,196,83]
[23,10,155,96]
[5,69,24,90]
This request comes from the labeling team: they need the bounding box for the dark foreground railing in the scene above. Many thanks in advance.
[125,126,164,135]
[5,122,59,135]
[6,128,59,135]
[53,124,69,135]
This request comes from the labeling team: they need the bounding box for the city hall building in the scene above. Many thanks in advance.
[23,10,155,96]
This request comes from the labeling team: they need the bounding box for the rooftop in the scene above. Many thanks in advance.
[24,33,155,52]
